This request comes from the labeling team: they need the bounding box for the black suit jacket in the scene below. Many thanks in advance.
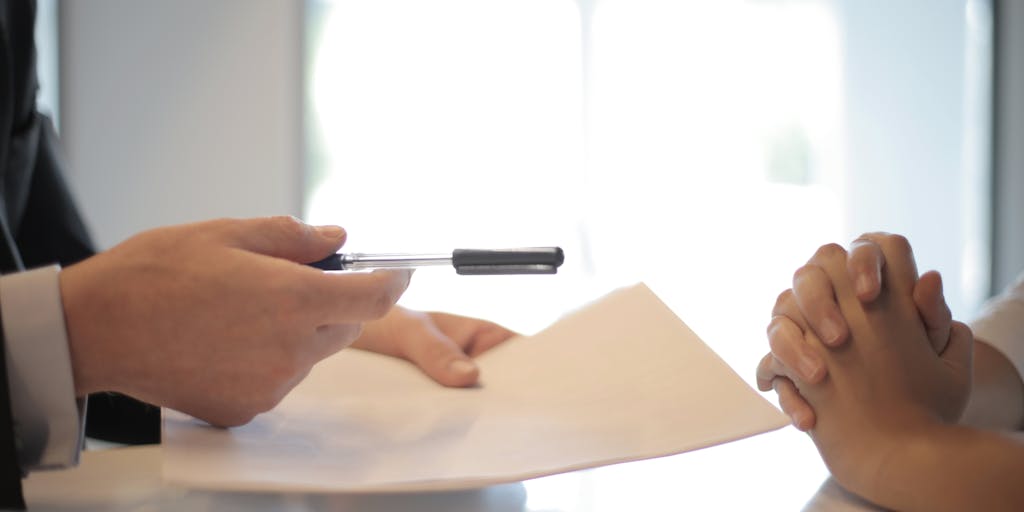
[1,2,159,508]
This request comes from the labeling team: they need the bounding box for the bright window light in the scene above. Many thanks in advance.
[306,0,586,332]
[305,0,990,508]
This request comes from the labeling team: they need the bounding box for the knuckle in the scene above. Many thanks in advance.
[853,231,883,245]
[365,278,405,318]
[773,288,794,314]
[791,265,808,283]
[791,264,821,287]
[858,231,891,245]
[767,324,804,370]
[767,327,790,355]
[766,321,793,353]
[765,315,783,337]
[881,233,912,255]
[272,215,308,238]
[813,242,847,262]
[367,292,396,319]
[210,217,237,228]
[793,262,821,279]
[849,240,880,264]
[198,218,242,243]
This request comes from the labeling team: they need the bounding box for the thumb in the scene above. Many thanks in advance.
[914,270,952,355]
[223,216,346,263]
[405,327,481,388]
[941,320,974,375]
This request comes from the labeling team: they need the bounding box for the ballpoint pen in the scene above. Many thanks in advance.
[308,247,564,275]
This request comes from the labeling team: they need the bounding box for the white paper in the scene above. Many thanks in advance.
[162,283,788,492]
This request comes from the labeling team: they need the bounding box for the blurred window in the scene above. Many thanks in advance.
[305,1,992,507]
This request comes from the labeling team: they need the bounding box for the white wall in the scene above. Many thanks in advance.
[994,0,1024,293]
[834,0,992,317]
[59,0,303,250]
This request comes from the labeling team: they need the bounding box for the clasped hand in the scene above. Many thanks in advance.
[756,234,973,488]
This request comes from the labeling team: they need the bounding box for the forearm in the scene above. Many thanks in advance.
[960,339,1024,430]
[863,424,1024,512]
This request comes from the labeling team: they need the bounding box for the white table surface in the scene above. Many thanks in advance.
[21,427,882,512]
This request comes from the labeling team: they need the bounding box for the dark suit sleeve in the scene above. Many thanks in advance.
[0,1,32,507]
[12,117,93,269]
[0,314,25,510]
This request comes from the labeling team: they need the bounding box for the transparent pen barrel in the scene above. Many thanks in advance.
[342,253,452,270]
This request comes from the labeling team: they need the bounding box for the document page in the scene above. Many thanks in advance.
[162,283,788,492]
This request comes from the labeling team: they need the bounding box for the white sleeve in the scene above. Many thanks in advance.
[0,265,85,471]
[970,272,1024,385]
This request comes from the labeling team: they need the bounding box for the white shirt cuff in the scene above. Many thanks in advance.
[0,265,84,470]
[971,273,1024,387]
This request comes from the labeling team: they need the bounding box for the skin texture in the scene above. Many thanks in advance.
[58,216,517,427]
[757,233,1024,431]
[352,306,517,388]
[760,234,1024,511]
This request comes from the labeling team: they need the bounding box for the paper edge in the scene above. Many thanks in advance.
[162,415,789,494]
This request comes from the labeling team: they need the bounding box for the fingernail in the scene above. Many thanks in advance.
[317,225,345,239]
[448,359,477,376]
[820,317,841,345]
[856,274,874,297]
[792,411,810,431]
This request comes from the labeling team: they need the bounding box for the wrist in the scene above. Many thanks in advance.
[59,262,108,396]
[849,420,954,507]
[816,407,944,497]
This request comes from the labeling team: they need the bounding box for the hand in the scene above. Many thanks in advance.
[352,306,518,387]
[787,238,973,492]
[60,216,412,427]
[756,233,953,430]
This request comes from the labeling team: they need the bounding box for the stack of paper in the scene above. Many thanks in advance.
[162,283,787,492]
